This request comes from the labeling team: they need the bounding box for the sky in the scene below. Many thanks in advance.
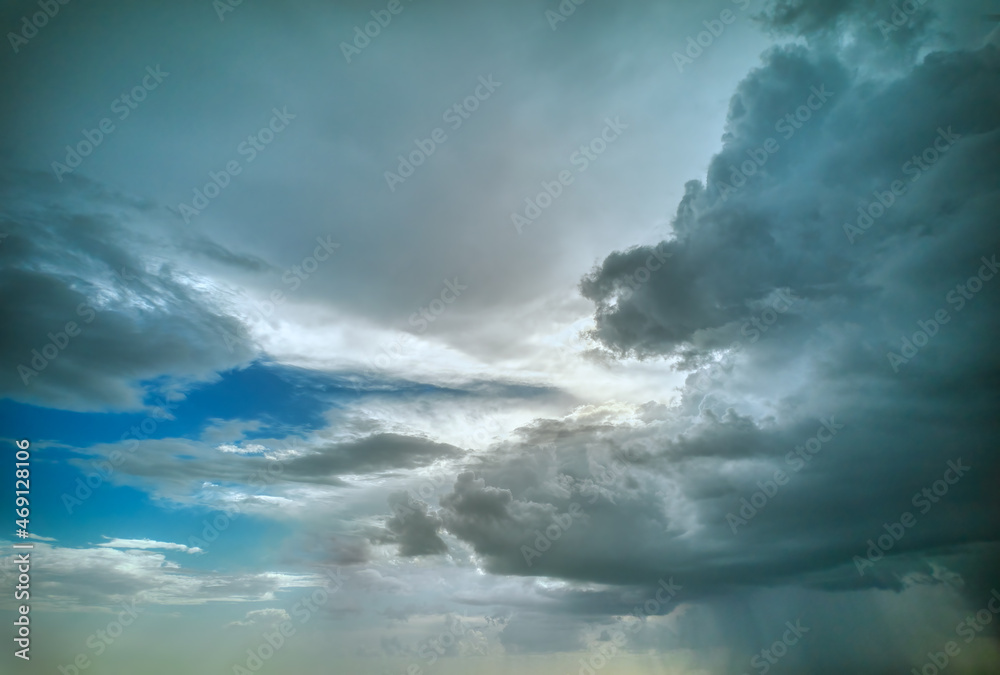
[1,0,999,673]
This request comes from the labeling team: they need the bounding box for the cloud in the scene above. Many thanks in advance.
[424,401,999,605]
[1,540,321,610]
[547,6,1000,663]
[354,569,410,595]
[97,537,204,554]
[284,433,464,477]
[225,608,291,628]
[216,443,269,455]
[760,0,988,48]
[3,0,999,670]
[377,491,448,557]
[66,430,466,512]
[499,611,585,654]
[200,418,265,443]
[0,170,259,412]
[583,42,1000,363]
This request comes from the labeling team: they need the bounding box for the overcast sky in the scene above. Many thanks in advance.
[2,0,1000,673]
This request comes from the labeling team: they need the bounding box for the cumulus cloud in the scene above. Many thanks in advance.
[4,0,999,672]
[429,405,996,595]
[378,491,448,557]
[583,44,1000,362]
[560,4,1000,666]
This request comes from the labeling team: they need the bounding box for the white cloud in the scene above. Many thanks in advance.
[225,608,292,628]
[97,537,204,554]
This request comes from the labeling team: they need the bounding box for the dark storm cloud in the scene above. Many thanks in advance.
[582,43,1000,360]
[312,535,374,567]
[541,3,1000,659]
[761,0,865,35]
[3,0,998,669]
[428,405,998,607]
[418,32,1000,601]
[0,170,260,411]
[759,0,995,75]
[348,8,1000,660]
[376,491,448,557]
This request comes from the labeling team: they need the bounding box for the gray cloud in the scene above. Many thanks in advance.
[4,0,999,670]
[583,43,1000,362]
[423,400,999,600]
[0,170,259,411]
[286,433,464,478]
[564,3,1000,659]
[378,491,448,557]
[71,431,466,502]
